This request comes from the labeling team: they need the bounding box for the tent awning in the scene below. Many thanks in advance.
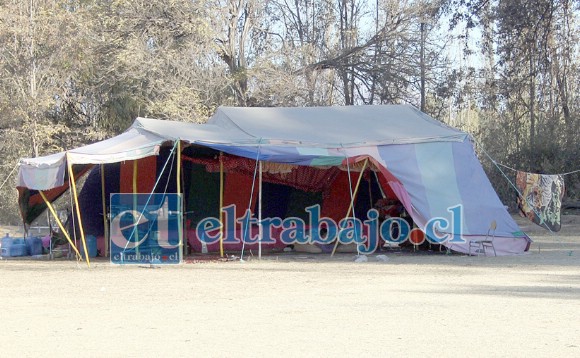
[18,127,167,190]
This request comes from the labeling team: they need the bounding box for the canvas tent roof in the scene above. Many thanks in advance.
[18,127,166,190]
[16,104,531,256]
[131,105,469,147]
[18,104,467,190]
[207,105,468,146]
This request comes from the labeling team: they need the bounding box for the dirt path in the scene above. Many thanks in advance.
[0,217,579,357]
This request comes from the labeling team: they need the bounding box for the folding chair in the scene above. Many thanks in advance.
[468,220,497,256]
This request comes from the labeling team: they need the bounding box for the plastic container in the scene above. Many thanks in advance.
[1,235,12,257]
[26,237,44,256]
[80,235,98,258]
[8,238,29,257]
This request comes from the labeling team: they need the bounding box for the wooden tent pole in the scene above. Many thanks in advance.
[177,140,184,259]
[219,152,224,258]
[133,160,139,256]
[101,164,109,257]
[258,160,263,260]
[132,159,138,193]
[67,155,90,267]
[39,191,81,258]
[331,158,369,257]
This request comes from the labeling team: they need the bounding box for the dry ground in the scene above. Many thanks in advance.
[0,215,579,357]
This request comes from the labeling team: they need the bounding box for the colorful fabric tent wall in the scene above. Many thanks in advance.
[321,171,366,223]
[119,157,157,194]
[17,105,531,255]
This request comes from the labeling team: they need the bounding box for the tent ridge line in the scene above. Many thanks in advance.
[212,107,259,140]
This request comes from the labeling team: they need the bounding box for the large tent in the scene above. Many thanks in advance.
[17,105,531,258]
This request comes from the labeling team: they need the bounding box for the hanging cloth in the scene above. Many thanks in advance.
[516,171,565,232]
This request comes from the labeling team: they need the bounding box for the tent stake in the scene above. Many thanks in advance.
[331,158,368,257]
[39,190,82,258]
[68,155,90,267]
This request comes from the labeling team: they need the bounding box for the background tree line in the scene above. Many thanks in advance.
[0,0,578,224]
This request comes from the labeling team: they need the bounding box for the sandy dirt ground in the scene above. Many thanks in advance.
[0,215,579,357]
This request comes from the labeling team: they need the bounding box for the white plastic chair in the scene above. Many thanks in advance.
[469,220,497,256]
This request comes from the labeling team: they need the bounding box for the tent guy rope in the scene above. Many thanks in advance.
[0,162,18,192]
[239,140,262,262]
[481,151,580,177]
[478,143,572,255]
[120,141,177,262]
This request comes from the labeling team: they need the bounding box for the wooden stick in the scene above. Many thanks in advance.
[133,160,139,256]
[67,155,90,267]
[219,152,224,258]
[258,160,262,260]
[39,190,81,258]
[331,158,369,257]
[101,164,109,257]
[177,140,184,260]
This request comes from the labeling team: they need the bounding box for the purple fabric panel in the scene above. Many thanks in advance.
[376,144,432,225]
[451,141,523,237]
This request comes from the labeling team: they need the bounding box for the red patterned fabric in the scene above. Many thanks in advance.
[262,166,340,192]
[182,154,340,192]
[182,153,413,223]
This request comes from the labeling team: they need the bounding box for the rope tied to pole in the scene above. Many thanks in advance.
[240,140,263,262]
[478,142,572,255]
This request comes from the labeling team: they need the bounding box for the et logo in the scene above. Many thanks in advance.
[109,193,182,264]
